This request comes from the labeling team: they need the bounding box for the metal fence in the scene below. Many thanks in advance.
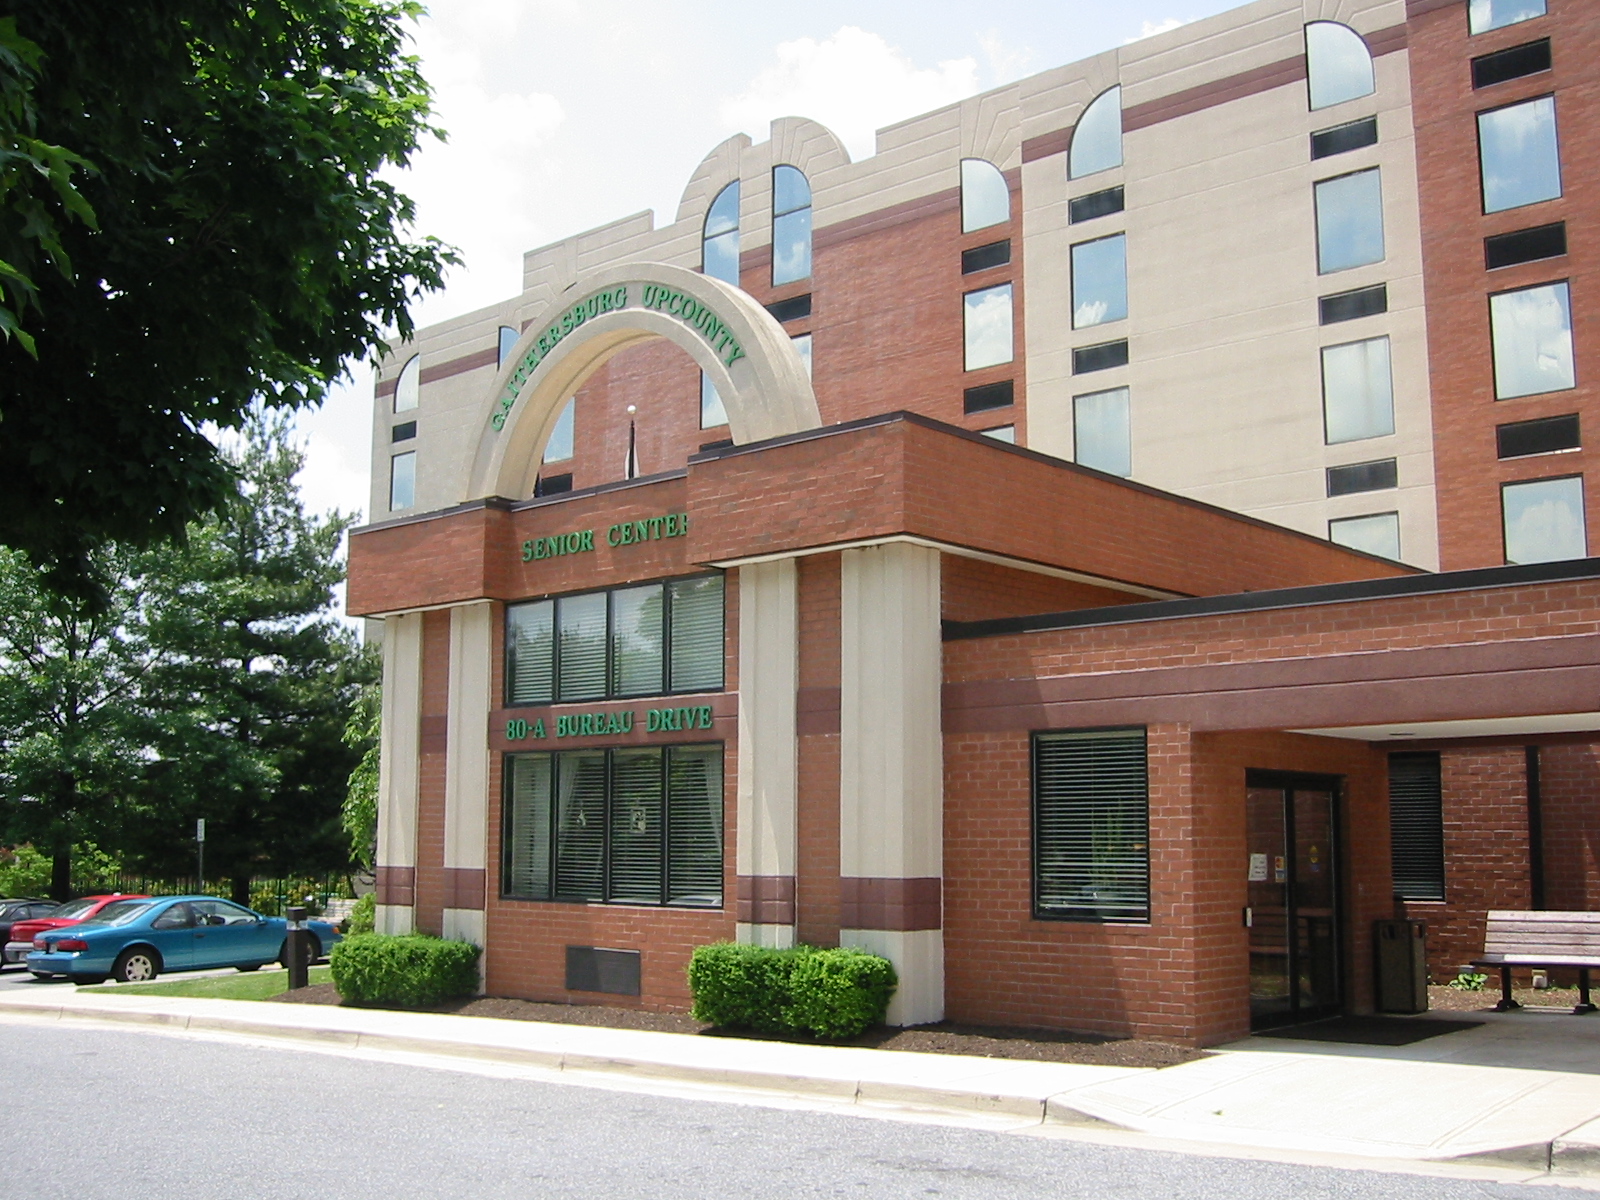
[84,873,356,917]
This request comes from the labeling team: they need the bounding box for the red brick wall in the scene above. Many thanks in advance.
[941,555,1140,623]
[413,609,451,938]
[943,578,1600,683]
[510,175,1026,496]
[1541,741,1600,911]
[942,724,1384,1046]
[796,553,842,948]
[1409,2,1600,569]
[1401,747,1532,981]
[553,340,711,493]
[478,570,741,1011]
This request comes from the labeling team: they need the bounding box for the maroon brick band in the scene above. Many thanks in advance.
[736,875,796,925]
[375,865,415,906]
[840,877,942,931]
[443,867,487,911]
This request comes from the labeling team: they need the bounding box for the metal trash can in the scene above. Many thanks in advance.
[1375,918,1428,1013]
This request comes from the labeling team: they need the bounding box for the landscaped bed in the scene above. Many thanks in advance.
[1426,982,1585,1011]
[266,983,1203,1069]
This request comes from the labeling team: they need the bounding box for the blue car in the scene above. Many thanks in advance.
[26,895,342,985]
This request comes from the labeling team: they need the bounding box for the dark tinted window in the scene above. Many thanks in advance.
[1320,284,1388,325]
[1390,753,1444,902]
[150,902,194,930]
[391,421,417,443]
[1311,116,1379,160]
[1326,458,1398,496]
[1034,728,1149,923]
[1485,222,1566,270]
[963,380,1014,414]
[1073,339,1129,375]
[1069,186,1125,224]
[1497,413,1579,459]
[765,294,811,323]
[961,240,1011,274]
[1472,39,1551,89]
[534,473,572,498]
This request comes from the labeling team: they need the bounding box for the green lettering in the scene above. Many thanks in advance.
[647,710,661,733]
[533,719,546,739]
[632,520,648,543]
[620,711,634,732]
[579,530,594,552]
[698,706,714,729]
[607,524,622,547]
[556,715,570,737]
[521,540,535,562]
[726,343,745,367]
[603,712,620,735]
[648,517,664,539]
[614,286,628,308]
[579,714,594,736]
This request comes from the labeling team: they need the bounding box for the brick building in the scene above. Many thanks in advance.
[348,0,1600,1044]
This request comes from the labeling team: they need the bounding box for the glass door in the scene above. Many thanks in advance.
[1247,775,1342,1029]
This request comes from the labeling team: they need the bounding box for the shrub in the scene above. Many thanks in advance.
[329,933,481,1007]
[785,949,899,1040]
[688,943,896,1039]
[346,893,375,936]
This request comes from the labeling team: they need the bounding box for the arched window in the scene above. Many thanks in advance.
[772,165,812,286]
[702,182,740,285]
[1305,22,1375,111]
[497,325,519,367]
[961,159,1010,233]
[1070,86,1122,180]
[393,354,420,413]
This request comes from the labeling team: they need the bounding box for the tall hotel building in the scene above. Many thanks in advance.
[348,0,1600,1043]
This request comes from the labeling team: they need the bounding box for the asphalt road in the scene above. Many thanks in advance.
[0,1021,1566,1200]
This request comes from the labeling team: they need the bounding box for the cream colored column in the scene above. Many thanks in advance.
[442,603,492,987]
[839,543,945,1026]
[735,559,799,948]
[375,612,423,936]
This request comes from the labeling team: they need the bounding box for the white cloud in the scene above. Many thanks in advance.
[393,18,566,323]
[1126,17,1191,43]
[721,27,980,162]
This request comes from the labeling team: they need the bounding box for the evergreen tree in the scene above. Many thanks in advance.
[0,547,153,897]
[121,411,376,902]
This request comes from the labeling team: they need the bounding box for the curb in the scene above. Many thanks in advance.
[5,995,1598,1176]
[0,997,1091,1123]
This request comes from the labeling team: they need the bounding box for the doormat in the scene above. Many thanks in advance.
[1255,1016,1484,1045]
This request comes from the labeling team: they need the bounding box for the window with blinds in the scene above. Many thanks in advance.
[1389,752,1445,901]
[1033,728,1150,922]
[502,745,723,908]
[504,575,724,706]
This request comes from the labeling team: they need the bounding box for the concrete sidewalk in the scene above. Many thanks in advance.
[8,987,1600,1179]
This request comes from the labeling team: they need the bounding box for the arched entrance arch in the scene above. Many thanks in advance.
[465,262,821,501]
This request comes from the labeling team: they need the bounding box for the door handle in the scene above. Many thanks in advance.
[1243,906,1253,928]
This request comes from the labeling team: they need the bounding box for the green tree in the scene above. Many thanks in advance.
[121,411,377,903]
[0,547,154,897]
[0,0,453,592]
[342,681,381,873]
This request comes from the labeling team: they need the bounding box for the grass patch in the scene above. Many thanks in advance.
[79,965,332,1001]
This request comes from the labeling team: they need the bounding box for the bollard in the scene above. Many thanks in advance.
[286,905,308,990]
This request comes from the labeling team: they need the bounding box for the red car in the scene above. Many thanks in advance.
[2,894,148,968]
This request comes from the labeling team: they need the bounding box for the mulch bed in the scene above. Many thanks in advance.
[1426,983,1587,1012]
[268,983,1203,1068]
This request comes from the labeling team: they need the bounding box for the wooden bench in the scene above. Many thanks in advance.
[1472,910,1600,1015]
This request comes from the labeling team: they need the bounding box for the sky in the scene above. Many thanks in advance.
[291,0,1249,528]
